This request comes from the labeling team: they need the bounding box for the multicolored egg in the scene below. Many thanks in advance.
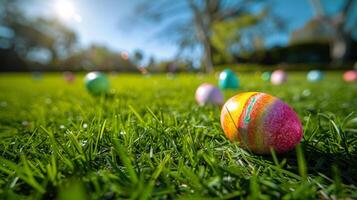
[220,92,303,154]
[84,72,110,96]
[261,72,272,82]
[63,71,75,83]
[271,70,287,85]
[307,70,324,82]
[195,83,223,106]
[343,70,357,82]
[219,69,239,89]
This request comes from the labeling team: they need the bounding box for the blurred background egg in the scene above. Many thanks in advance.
[307,70,324,82]
[32,72,43,80]
[218,69,239,89]
[343,70,357,82]
[261,71,272,82]
[195,83,223,106]
[271,70,287,85]
[63,71,75,83]
[84,72,110,96]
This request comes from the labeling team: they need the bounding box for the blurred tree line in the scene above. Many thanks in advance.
[236,0,357,66]
[136,0,357,70]
[0,0,356,72]
[0,0,142,72]
[0,0,76,71]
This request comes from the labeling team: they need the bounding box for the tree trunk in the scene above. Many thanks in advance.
[49,47,58,67]
[188,0,214,73]
[330,30,351,65]
[330,14,352,65]
[202,34,214,73]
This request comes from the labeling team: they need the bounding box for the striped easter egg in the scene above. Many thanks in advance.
[220,92,302,154]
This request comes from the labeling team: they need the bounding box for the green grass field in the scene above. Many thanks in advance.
[0,72,356,199]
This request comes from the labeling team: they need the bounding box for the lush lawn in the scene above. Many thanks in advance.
[0,72,356,199]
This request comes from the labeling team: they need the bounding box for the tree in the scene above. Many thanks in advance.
[0,0,78,69]
[289,18,332,44]
[134,0,267,73]
[310,0,357,64]
[211,11,267,64]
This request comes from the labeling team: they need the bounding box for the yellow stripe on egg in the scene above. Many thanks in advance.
[220,92,257,142]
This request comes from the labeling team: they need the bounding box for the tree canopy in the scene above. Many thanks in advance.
[134,0,278,72]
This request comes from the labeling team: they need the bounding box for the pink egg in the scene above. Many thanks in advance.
[271,70,287,85]
[195,83,223,106]
[343,70,357,82]
[63,71,75,83]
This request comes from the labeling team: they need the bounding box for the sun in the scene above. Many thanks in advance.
[55,1,81,22]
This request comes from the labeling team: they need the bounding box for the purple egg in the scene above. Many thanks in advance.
[195,83,223,106]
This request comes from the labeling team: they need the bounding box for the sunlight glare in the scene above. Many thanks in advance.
[55,1,81,23]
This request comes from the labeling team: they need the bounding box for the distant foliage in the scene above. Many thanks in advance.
[0,0,78,71]
[236,40,357,66]
[61,45,137,72]
[0,0,138,72]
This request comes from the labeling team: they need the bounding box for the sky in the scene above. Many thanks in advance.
[22,0,349,61]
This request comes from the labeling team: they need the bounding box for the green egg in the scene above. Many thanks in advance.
[261,71,272,82]
[84,72,110,96]
[218,69,239,89]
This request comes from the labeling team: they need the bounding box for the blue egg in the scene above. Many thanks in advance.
[307,70,324,82]
[218,69,239,89]
[32,72,43,80]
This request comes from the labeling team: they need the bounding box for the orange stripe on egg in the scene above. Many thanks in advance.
[237,93,260,149]
[248,93,275,154]
[243,93,264,152]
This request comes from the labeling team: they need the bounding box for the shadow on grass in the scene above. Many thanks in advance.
[302,142,357,185]
[260,141,357,185]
